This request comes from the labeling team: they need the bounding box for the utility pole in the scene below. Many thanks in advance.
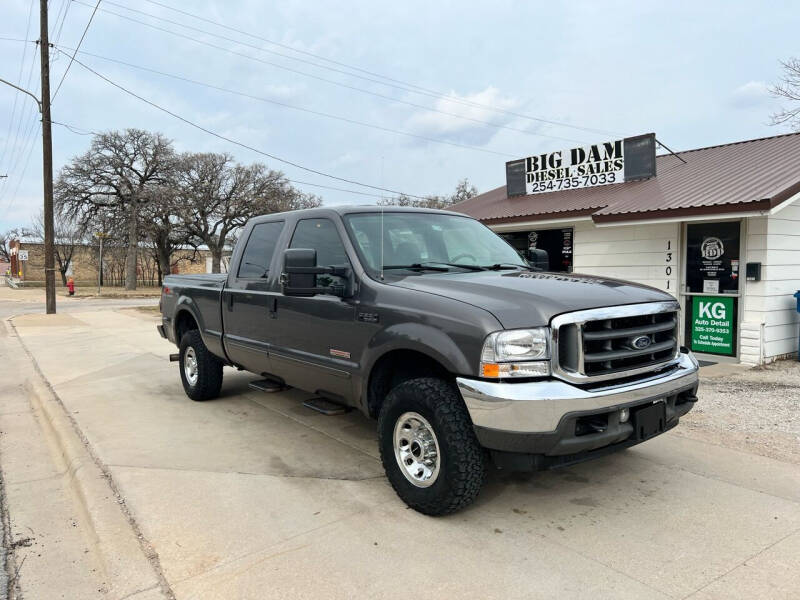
[40,0,56,314]
[95,232,109,294]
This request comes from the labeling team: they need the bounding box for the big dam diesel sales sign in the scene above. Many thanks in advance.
[524,139,624,195]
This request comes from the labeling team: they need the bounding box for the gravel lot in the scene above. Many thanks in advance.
[677,359,800,464]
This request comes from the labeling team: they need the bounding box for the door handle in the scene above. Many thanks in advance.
[227,293,234,311]
[269,296,277,318]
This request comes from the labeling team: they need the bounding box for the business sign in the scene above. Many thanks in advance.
[505,133,656,196]
[690,296,734,355]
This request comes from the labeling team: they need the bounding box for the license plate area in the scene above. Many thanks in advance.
[632,402,666,441]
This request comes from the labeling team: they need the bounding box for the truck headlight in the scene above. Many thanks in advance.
[480,328,550,378]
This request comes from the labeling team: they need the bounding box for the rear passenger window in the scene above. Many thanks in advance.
[237,221,284,278]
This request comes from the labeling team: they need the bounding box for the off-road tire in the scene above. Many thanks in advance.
[378,377,486,515]
[179,330,223,401]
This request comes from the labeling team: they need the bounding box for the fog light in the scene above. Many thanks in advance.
[620,408,630,423]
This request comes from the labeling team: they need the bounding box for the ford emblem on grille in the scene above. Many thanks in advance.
[631,335,652,350]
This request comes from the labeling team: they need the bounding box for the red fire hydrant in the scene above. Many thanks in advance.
[67,277,75,296]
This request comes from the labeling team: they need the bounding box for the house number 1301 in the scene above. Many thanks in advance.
[666,240,673,288]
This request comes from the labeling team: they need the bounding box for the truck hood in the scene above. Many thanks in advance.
[387,270,675,329]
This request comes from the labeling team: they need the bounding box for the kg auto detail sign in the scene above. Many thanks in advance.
[505,133,656,197]
[690,296,735,355]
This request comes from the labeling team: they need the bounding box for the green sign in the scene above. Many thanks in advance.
[691,296,734,355]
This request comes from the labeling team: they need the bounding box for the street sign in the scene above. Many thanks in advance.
[18,250,28,261]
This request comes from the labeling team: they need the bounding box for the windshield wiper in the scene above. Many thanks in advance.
[383,263,450,272]
[423,262,486,271]
[482,263,533,271]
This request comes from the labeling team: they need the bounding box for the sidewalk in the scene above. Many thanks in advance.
[3,307,800,599]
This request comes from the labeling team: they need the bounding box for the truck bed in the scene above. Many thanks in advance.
[163,273,227,288]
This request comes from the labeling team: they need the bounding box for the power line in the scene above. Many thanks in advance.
[2,122,41,216]
[0,114,40,215]
[57,46,517,158]
[61,51,428,200]
[51,0,101,102]
[53,0,71,43]
[138,0,436,95]
[93,0,620,139]
[283,180,393,200]
[49,0,67,39]
[48,118,399,200]
[51,119,94,135]
[0,0,36,186]
[71,0,585,145]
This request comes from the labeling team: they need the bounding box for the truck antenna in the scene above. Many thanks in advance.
[380,205,385,280]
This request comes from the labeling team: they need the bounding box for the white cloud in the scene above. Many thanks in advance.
[729,81,771,109]
[403,86,521,146]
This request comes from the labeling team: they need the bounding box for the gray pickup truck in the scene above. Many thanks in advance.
[158,205,699,515]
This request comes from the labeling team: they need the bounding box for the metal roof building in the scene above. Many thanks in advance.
[452,132,800,365]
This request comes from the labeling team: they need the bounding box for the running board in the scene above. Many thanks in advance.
[249,379,290,393]
[302,397,350,416]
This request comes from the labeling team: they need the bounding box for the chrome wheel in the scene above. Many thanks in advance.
[184,346,199,386]
[393,412,440,488]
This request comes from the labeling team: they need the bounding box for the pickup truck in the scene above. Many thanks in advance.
[158,205,699,515]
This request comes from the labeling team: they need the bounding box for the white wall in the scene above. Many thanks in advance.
[744,201,800,361]
[572,220,680,295]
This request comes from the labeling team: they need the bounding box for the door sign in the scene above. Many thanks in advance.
[690,296,734,355]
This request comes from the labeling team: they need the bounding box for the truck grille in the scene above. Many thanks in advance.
[553,302,680,383]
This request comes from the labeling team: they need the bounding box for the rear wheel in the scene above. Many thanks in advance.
[378,377,486,515]
[179,330,223,401]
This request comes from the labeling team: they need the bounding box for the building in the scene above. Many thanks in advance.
[10,241,226,287]
[452,132,800,366]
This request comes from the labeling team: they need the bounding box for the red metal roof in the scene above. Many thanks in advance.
[451,132,800,224]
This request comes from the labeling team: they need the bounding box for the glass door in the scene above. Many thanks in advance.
[683,221,741,357]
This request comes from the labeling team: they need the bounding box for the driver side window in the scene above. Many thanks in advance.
[289,218,349,288]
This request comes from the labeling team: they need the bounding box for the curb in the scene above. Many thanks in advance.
[5,317,174,600]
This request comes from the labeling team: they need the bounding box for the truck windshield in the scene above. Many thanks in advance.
[343,212,527,275]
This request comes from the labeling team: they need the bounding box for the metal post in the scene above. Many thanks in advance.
[40,0,56,314]
[98,234,104,294]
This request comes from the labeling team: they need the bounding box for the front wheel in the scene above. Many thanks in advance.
[179,330,223,401]
[378,377,486,515]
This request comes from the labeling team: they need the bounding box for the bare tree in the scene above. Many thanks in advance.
[381,178,478,209]
[55,129,175,289]
[25,210,85,285]
[0,229,22,264]
[449,178,479,205]
[140,186,191,285]
[770,57,800,131]
[175,153,321,273]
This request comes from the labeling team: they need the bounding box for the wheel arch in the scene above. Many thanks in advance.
[364,347,456,419]
[173,301,202,344]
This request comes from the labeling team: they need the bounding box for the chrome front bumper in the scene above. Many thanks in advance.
[457,352,699,434]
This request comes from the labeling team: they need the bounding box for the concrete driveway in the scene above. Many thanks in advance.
[2,304,800,599]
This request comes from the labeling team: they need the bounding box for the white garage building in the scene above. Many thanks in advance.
[452,132,800,365]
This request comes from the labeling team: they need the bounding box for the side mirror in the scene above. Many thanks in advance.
[527,248,550,271]
[283,248,317,295]
[281,248,350,297]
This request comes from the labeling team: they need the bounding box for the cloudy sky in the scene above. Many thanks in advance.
[0,0,797,232]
